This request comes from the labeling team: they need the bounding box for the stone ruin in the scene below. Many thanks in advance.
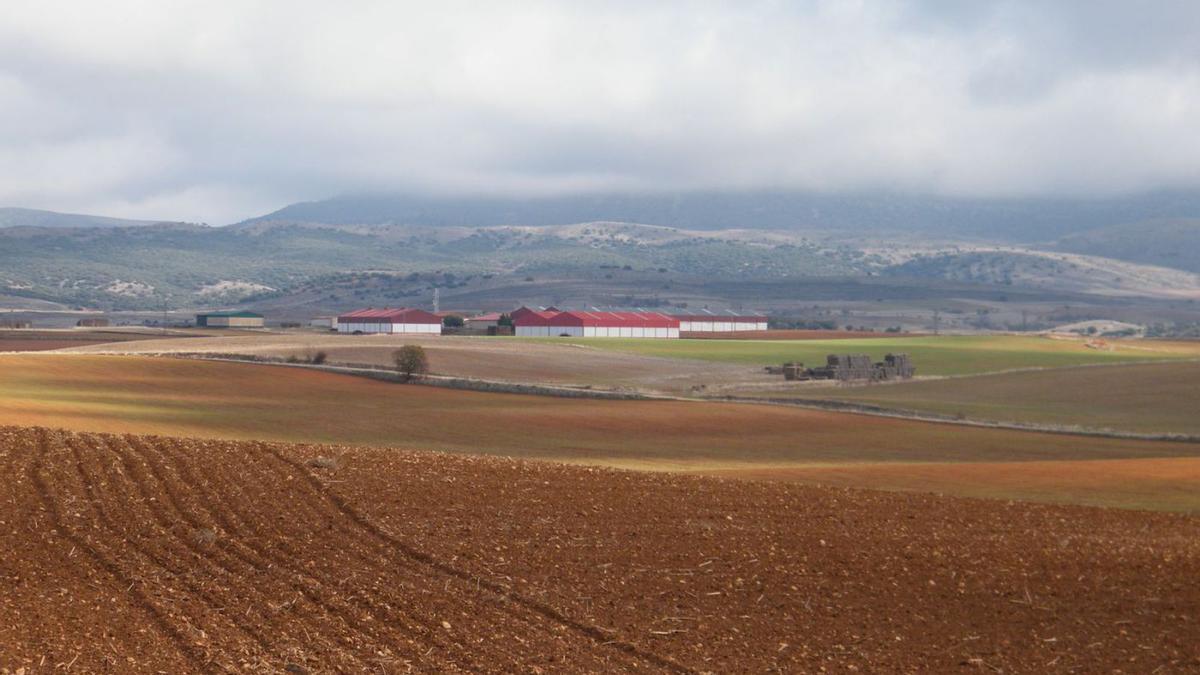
[780,353,915,382]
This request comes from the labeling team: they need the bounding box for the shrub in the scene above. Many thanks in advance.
[393,345,429,382]
[443,315,464,328]
[310,350,328,365]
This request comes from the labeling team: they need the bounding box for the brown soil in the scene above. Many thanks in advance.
[3,425,1198,672]
[0,338,116,352]
[0,330,192,353]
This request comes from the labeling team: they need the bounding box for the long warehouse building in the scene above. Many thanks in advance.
[336,307,442,334]
[674,311,769,332]
[513,308,680,338]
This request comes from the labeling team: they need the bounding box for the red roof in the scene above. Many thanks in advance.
[337,307,441,324]
[466,312,504,322]
[514,310,679,329]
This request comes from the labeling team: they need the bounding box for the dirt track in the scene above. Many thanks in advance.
[3,426,1199,672]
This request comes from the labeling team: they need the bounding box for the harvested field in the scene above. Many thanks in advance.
[4,354,1200,510]
[732,361,1200,435]
[60,333,761,395]
[4,353,1199,465]
[538,334,1200,376]
[2,425,1199,672]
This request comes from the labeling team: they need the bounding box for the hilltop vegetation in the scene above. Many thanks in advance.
[0,220,871,310]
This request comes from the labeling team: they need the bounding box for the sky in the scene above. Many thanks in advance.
[1,1,1198,225]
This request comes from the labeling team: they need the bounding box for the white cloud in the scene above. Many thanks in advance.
[0,0,1197,223]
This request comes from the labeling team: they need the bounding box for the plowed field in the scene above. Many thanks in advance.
[3,426,1199,672]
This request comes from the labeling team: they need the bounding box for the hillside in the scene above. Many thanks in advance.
[0,221,868,310]
[885,246,1200,298]
[5,215,1198,313]
[4,425,1199,672]
[1055,219,1200,273]
[0,206,165,229]
[246,189,1200,241]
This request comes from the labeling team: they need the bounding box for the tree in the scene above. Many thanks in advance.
[393,345,429,382]
[442,315,464,328]
[497,313,513,327]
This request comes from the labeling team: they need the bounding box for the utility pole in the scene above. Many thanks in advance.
[932,309,940,336]
[433,287,440,313]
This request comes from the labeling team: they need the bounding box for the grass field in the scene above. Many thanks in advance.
[4,353,1200,511]
[527,334,1200,376]
[738,361,1200,435]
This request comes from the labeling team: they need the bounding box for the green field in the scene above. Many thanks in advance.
[523,335,1200,376]
[742,361,1200,435]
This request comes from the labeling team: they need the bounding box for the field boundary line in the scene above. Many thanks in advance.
[164,353,668,400]
[708,395,1200,444]
[73,352,1200,445]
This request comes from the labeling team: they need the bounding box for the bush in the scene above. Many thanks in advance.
[311,350,328,364]
[393,345,429,382]
[443,315,464,328]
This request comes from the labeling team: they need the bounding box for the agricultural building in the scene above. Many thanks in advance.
[465,312,504,328]
[513,308,680,338]
[510,306,559,323]
[336,307,442,334]
[196,310,265,328]
[673,310,769,332]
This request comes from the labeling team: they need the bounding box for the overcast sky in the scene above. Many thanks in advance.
[1,1,1198,224]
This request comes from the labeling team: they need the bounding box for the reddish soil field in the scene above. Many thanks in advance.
[682,329,925,340]
[718,457,1200,513]
[0,338,115,352]
[3,425,1199,672]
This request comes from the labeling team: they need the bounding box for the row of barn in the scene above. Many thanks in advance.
[334,306,767,339]
[512,307,767,338]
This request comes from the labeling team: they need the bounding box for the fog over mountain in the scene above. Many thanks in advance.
[250,190,1200,242]
[2,1,1199,225]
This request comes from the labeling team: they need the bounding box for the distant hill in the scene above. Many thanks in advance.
[0,220,868,310]
[1054,219,1200,274]
[884,246,1200,298]
[245,190,1200,242]
[0,207,165,229]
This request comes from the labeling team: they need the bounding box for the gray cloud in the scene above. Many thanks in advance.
[0,0,1197,224]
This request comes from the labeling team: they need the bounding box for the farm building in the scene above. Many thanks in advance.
[465,312,504,329]
[513,308,680,338]
[196,310,264,328]
[76,318,110,328]
[336,307,442,334]
[673,310,769,332]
